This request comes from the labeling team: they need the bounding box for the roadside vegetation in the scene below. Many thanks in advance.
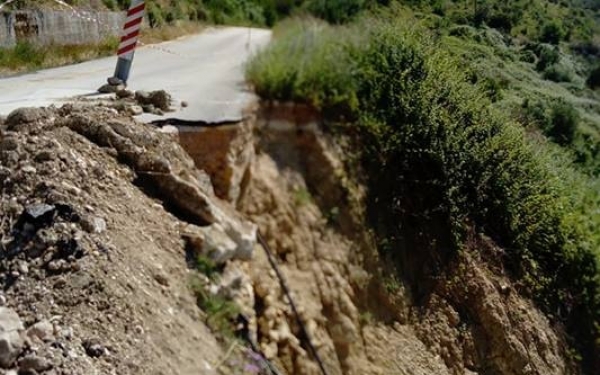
[0,38,118,74]
[246,5,600,373]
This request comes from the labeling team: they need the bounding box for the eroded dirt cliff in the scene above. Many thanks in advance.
[182,103,576,375]
[0,101,578,375]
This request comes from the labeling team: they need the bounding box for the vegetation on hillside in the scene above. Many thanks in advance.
[246,9,600,374]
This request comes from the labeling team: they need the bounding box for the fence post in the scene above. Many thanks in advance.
[111,0,145,84]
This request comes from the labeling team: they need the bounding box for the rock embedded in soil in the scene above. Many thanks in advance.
[116,89,134,99]
[18,354,51,372]
[0,308,24,367]
[82,339,105,358]
[26,320,54,343]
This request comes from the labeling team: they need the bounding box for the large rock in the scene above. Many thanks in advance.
[0,308,24,367]
[135,90,172,111]
[182,222,255,264]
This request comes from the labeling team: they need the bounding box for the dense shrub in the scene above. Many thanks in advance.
[540,21,567,44]
[548,100,579,145]
[535,44,560,71]
[587,66,600,89]
[518,49,536,63]
[521,98,579,146]
[306,0,366,24]
[543,64,573,82]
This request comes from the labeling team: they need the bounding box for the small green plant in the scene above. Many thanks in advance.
[196,255,218,279]
[325,206,340,225]
[358,311,373,325]
[191,276,240,338]
[383,276,401,294]
[293,187,312,206]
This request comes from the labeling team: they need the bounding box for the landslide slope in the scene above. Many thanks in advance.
[0,104,236,375]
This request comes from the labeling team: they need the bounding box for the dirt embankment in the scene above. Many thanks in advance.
[180,103,576,375]
[0,101,578,375]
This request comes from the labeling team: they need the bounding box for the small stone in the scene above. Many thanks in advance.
[141,104,155,113]
[26,320,54,342]
[154,273,169,287]
[35,150,53,162]
[60,326,73,340]
[0,295,6,306]
[18,354,51,372]
[82,339,105,358]
[98,83,124,94]
[128,105,143,116]
[135,90,150,102]
[181,101,189,108]
[17,262,28,275]
[0,307,24,367]
[116,89,134,99]
[21,165,36,174]
[60,182,81,195]
[81,217,106,234]
[133,325,143,335]
[53,278,67,289]
[499,283,511,295]
[23,204,56,226]
[0,137,19,151]
[97,84,114,94]
[47,260,67,272]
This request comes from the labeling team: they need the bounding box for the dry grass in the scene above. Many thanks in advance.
[0,21,205,76]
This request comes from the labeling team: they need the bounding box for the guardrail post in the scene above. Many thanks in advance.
[111,0,145,84]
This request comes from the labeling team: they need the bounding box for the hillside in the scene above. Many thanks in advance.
[245,1,600,374]
[0,93,585,375]
[1,0,599,374]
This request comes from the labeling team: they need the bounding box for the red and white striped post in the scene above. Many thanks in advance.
[112,0,145,84]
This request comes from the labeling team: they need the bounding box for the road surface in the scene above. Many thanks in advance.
[0,27,271,123]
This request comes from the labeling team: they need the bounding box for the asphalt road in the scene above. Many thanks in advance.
[0,27,271,123]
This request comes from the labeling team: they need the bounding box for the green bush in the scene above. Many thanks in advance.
[535,44,560,71]
[521,98,579,146]
[543,64,573,83]
[519,49,536,63]
[307,0,366,24]
[540,20,567,44]
[548,100,579,146]
[587,66,600,89]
